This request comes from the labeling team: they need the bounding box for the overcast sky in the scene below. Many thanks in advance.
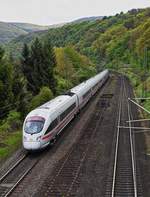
[0,0,150,25]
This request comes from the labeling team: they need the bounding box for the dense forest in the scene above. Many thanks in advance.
[0,7,150,158]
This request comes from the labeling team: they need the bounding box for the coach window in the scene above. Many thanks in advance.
[60,103,76,121]
[83,90,91,99]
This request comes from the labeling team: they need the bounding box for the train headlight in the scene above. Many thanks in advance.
[36,136,41,142]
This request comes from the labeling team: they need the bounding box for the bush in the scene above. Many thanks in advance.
[56,77,73,95]
[0,111,21,132]
[29,86,53,111]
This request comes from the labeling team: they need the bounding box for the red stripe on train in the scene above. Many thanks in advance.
[42,132,52,140]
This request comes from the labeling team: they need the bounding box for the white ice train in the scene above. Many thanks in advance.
[23,69,109,150]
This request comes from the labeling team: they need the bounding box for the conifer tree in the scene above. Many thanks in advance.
[30,38,43,94]
[0,46,13,118]
[42,39,57,93]
[21,43,34,92]
[21,38,57,96]
[0,46,4,61]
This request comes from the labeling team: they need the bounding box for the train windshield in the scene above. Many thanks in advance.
[24,120,45,134]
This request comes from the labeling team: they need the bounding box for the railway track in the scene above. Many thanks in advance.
[0,153,39,197]
[105,76,143,197]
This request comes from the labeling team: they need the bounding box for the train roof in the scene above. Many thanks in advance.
[26,95,73,119]
[38,95,71,111]
[70,69,108,94]
[70,81,88,93]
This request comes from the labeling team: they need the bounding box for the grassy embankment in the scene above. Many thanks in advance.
[0,131,21,159]
[0,111,22,161]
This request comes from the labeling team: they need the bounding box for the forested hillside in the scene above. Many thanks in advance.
[0,22,27,44]
[7,7,150,69]
[0,22,50,44]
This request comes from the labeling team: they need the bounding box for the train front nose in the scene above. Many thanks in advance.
[23,116,45,150]
[23,137,41,150]
[23,141,41,150]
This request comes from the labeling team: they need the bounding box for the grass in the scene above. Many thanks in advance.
[0,130,22,161]
[0,147,9,158]
[0,111,23,161]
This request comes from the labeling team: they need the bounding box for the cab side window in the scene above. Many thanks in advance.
[45,118,58,134]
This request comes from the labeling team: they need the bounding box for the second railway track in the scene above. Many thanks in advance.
[105,75,143,197]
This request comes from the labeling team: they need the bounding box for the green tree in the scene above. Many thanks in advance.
[0,47,4,60]
[42,39,57,93]
[21,43,35,93]
[0,46,13,118]
[29,86,53,111]
[30,38,44,94]
[21,38,57,95]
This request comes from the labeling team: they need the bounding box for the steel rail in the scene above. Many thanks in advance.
[111,76,138,197]
[111,77,123,197]
[66,108,105,196]
[4,160,38,197]
[45,107,105,196]
[123,78,137,197]
[0,154,27,182]
[0,153,40,197]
